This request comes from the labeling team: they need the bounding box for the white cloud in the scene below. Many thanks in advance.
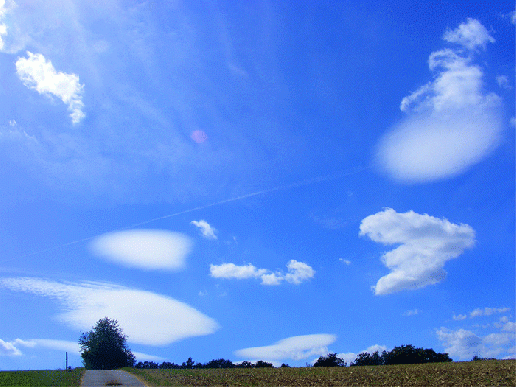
[90,230,192,271]
[0,339,23,356]
[209,263,268,279]
[443,18,495,50]
[437,327,515,360]
[190,220,217,240]
[360,208,475,295]
[470,307,511,318]
[0,0,14,51]
[210,260,315,286]
[453,314,467,321]
[235,334,337,362]
[15,51,85,124]
[285,260,315,284]
[403,309,419,316]
[377,19,502,182]
[0,277,219,346]
[339,258,352,265]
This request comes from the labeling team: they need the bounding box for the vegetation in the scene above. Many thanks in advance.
[124,359,516,386]
[351,344,452,366]
[0,369,84,386]
[78,317,135,370]
[313,353,346,367]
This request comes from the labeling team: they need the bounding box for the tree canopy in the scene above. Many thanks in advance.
[79,317,135,370]
[313,353,347,367]
[351,345,452,366]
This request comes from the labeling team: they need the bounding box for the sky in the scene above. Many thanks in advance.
[0,0,514,370]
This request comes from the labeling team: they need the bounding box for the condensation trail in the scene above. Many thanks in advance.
[7,167,367,261]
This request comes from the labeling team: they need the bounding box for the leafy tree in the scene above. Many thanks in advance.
[79,317,135,370]
[204,358,234,369]
[182,357,202,369]
[235,361,254,368]
[255,360,273,368]
[351,351,384,366]
[313,353,346,367]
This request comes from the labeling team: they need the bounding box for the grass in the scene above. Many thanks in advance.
[124,359,516,386]
[0,368,85,386]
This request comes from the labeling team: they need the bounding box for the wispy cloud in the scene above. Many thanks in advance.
[235,334,337,362]
[210,260,315,286]
[360,208,475,295]
[191,220,217,240]
[90,230,192,271]
[16,52,85,124]
[377,18,502,182]
[437,327,515,360]
[470,307,511,318]
[0,278,219,346]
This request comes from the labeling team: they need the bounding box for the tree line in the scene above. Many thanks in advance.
[134,358,277,369]
[79,318,453,370]
[313,345,452,367]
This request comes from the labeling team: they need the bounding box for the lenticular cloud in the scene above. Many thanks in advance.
[0,277,219,346]
[90,229,192,271]
[377,18,503,182]
[360,208,475,295]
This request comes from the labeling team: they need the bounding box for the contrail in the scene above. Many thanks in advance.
[5,167,367,261]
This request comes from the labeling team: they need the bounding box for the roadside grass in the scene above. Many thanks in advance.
[0,368,85,387]
[124,359,515,386]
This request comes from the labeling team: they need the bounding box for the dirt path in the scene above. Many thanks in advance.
[80,370,147,386]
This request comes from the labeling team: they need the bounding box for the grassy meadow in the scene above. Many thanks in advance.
[125,360,516,387]
[0,368,84,386]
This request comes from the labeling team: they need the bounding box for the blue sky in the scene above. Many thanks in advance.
[0,0,514,370]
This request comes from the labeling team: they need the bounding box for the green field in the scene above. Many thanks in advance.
[0,368,85,386]
[125,360,516,387]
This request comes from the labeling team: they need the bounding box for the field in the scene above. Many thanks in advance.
[0,368,84,386]
[125,360,516,387]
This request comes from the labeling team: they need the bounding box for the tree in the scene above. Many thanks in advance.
[79,317,135,370]
[255,360,273,368]
[313,353,346,367]
[351,351,384,366]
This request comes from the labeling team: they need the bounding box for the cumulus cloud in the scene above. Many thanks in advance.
[453,314,467,321]
[191,220,217,240]
[0,0,13,51]
[0,277,219,346]
[90,230,192,271]
[377,19,503,182]
[235,334,337,362]
[437,327,515,360]
[359,208,475,295]
[443,18,495,50]
[285,260,316,284]
[15,52,85,124]
[210,260,315,286]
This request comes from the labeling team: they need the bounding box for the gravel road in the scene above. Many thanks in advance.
[80,370,147,386]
